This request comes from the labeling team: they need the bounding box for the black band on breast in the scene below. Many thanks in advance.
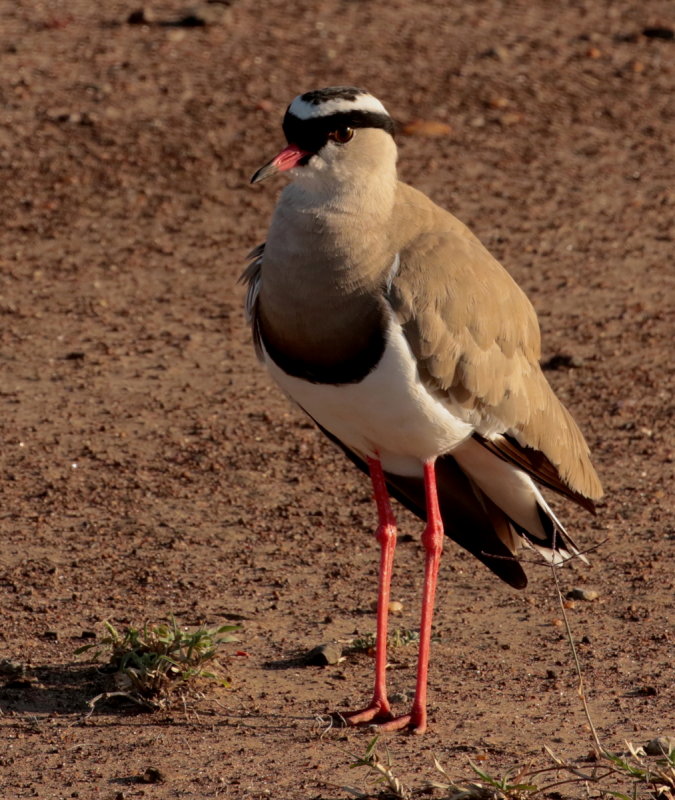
[257,303,388,386]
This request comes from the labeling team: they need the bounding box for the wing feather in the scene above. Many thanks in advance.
[239,243,265,360]
[388,190,602,502]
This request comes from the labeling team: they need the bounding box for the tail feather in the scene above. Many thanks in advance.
[518,489,588,566]
[452,437,588,567]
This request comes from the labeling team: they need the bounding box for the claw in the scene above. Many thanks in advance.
[342,702,393,726]
[375,711,426,734]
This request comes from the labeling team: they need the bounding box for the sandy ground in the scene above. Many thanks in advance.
[0,1,673,798]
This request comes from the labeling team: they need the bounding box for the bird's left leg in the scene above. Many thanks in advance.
[342,455,397,725]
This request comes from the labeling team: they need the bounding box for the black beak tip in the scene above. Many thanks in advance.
[250,162,274,185]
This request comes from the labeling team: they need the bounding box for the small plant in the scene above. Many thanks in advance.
[597,741,675,800]
[344,735,409,799]
[390,628,419,648]
[348,631,377,654]
[348,629,423,655]
[433,742,675,800]
[430,756,540,799]
[76,617,240,712]
[342,738,675,800]
[467,762,537,798]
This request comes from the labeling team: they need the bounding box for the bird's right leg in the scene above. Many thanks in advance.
[342,455,396,725]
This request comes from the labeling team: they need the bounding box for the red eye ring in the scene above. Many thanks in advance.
[328,127,354,144]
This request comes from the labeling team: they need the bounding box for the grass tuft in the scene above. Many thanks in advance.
[343,735,410,799]
[75,616,240,713]
[348,628,430,655]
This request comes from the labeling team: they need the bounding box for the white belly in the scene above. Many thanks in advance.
[263,319,473,477]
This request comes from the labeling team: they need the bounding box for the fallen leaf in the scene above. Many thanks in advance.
[401,119,452,137]
[499,111,524,126]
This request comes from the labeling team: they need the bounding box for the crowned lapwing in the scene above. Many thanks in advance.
[243,87,602,734]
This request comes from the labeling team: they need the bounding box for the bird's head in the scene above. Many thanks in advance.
[251,87,397,192]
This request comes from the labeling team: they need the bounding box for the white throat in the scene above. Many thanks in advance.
[286,134,398,218]
[288,163,396,217]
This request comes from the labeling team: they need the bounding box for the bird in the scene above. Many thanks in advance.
[243,86,602,734]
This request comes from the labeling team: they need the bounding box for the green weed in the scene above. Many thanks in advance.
[344,735,410,799]
[344,736,675,800]
[76,616,240,712]
[348,628,425,654]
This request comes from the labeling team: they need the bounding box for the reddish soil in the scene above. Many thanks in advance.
[0,1,673,798]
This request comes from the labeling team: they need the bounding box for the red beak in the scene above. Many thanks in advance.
[250,144,312,184]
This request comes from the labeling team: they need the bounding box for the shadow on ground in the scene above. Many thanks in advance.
[1,663,109,715]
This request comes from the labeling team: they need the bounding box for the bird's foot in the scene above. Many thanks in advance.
[337,703,426,734]
[370,710,426,735]
[337,700,393,726]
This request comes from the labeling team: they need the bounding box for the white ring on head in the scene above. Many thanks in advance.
[288,93,390,120]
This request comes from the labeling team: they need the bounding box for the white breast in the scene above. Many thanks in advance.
[263,316,474,477]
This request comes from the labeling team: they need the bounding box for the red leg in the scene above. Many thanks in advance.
[342,456,397,725]
[376,459,443,734]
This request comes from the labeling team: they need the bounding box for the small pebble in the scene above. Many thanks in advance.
[543,353,584,371]
[644,737,673,756]
[141,767,165,784]
[567,588,599,601]
[305,643,342,666]
[500,111,523,126]
[642,26,674,40]
[388,600,404,615]
[487,96,509,109]
[481,46,509,62]
[127,8,155,24]
[0,659,25,676]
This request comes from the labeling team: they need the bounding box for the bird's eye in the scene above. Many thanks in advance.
[328,127,354,144]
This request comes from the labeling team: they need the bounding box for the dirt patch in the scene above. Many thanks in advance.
[0,1,673,797]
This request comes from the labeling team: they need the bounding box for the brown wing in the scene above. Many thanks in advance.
[475,433,597,513]
[388,203,603,503]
